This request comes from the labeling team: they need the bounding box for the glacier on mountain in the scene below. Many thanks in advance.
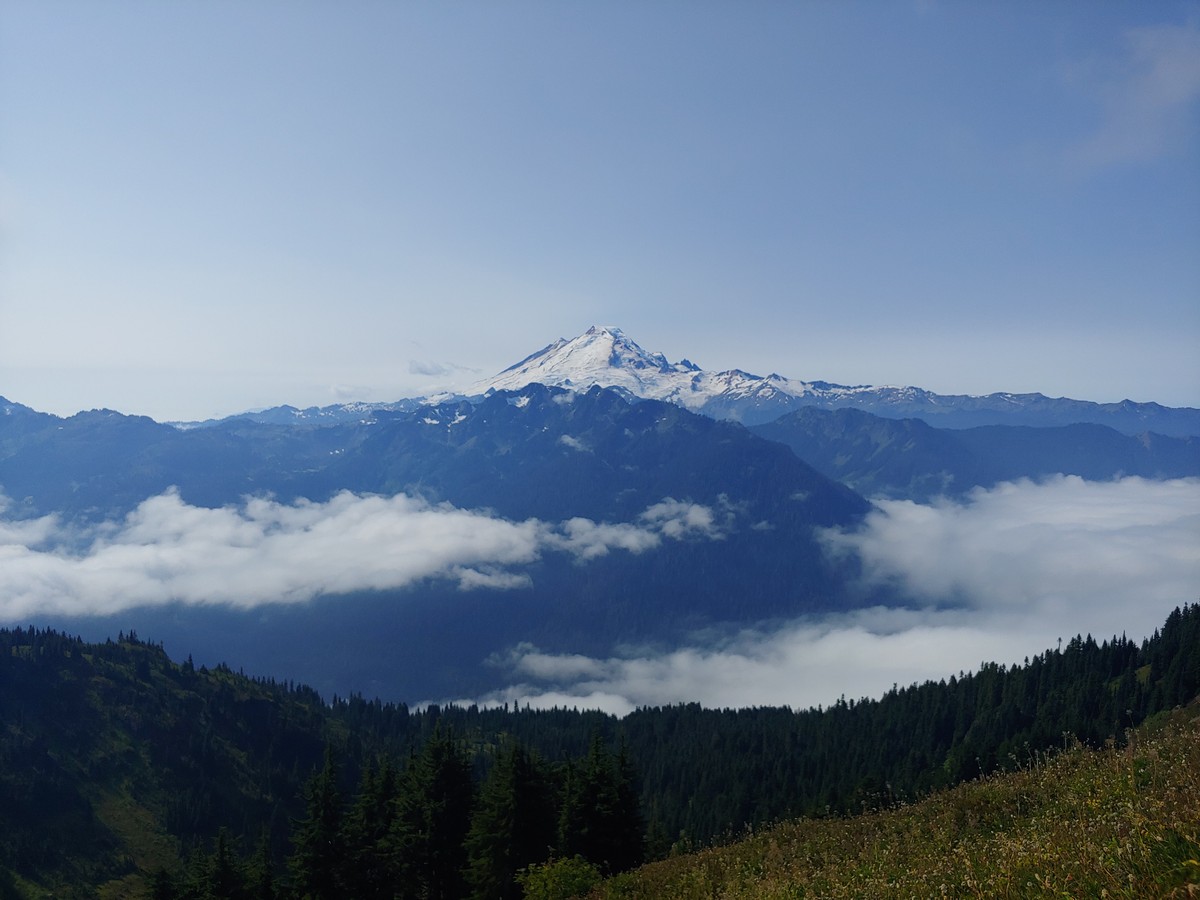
[169,325,1199,436]
[467,325,828,423]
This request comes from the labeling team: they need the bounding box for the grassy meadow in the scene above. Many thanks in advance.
[585,707,1200,899]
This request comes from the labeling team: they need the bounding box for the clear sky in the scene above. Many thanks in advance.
[2,1,1198,421]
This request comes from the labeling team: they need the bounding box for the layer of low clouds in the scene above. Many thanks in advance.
[823,475,1200,613]
[0,490,722,620]
[467,477,1200,716]
[5,475,1196,716]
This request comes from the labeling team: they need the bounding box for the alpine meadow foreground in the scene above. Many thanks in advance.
[582,706,1200,899]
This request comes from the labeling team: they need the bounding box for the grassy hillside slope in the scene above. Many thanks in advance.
[590,707,1200,899]
[2,605,1197,898]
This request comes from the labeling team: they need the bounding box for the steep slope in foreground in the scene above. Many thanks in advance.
[3,605,1198,898]
[464,327,1200,436]
[590,708,1200,899]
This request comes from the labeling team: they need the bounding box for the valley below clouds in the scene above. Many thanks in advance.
[0,490,723,619]
[469,476,1200,715]
[1,475,1196,715]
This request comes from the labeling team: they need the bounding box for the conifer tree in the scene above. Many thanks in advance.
[465,740,556,900]
[388,725,475,900]
[558,733,644,875]
[343,756,399,900]
[611,737,645,873]
[244,830,276,900]
[287,746,345,900]
[207,828,247,900]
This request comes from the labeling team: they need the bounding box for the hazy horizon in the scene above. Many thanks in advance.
[2,2,1198,421]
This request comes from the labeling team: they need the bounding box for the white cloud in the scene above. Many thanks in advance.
[823,475,1200,614]
[640,498,723,540]
[1070,21,1200,169]
[407,359,479,380]
[551,518,661,560]
[464,477,1200,716]
[557,434,589,452]
[452,567,534,591]
[0,490,727,620]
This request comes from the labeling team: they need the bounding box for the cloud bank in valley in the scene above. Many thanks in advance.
[0,490,722,620]
[469,477,1200,716]
[4,475,1196,716]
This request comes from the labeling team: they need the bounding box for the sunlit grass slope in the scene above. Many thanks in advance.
[591,707,1200,899]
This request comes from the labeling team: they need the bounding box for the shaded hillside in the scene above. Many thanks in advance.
[0,401,365,521]
[319,385,866,526]
[5,386,872,702]
[2,604,1199,897]
[0,388,866,526]
[752,406,1200,500]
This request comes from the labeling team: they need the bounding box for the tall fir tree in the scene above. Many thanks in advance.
[558,733,644,875]
[464,740,557,900]
[342,756,399,900]
[287,746,345,900]
[387,725,475,900]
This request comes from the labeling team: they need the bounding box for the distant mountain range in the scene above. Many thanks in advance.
[469,326,1200,435]
[171,326,1200,437]
[1,326,1197,702]
[0,385,871,700]
[752,408,1200,502]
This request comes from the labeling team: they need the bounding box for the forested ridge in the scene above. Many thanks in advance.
[1,603,1198,898]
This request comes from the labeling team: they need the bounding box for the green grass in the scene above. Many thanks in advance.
[590,708,1200,899]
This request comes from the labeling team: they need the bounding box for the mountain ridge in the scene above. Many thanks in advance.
[463,326,1200,435]
[149,326,1200,437]
[751,407,1200,501]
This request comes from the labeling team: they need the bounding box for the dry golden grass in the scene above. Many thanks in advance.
[592,709,1200,899]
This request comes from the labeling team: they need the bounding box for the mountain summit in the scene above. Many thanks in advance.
[468,325,803,423]
[169,326,1198,436]
[470,325,697,397]
[466,326,1200,435]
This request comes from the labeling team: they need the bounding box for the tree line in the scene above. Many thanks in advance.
[1,603,1197,897]
[149,729,641,900]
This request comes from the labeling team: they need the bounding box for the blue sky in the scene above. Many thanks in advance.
[2,1,1198,421]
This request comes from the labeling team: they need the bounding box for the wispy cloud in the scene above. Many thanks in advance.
[0,491,725,620]
[464,477,1200,716]
[408,360,479,379]
[557,434,589,452]
[1069,21,1200,170]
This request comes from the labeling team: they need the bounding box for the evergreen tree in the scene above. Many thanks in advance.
[244,830,276,900]
[464,740,557,900]
[287,746,345,900]
[343,756,399,900]
[207,828,248,900]
[148,867,178,900]
[558,734,644,875]
[610,737,645,873]
[387,725,475,900]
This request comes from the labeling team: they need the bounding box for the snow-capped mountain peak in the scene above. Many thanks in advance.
[466,325,811,420]
[473,325,693,396]
[463,326,1200,434]
[173,326,1199,435]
